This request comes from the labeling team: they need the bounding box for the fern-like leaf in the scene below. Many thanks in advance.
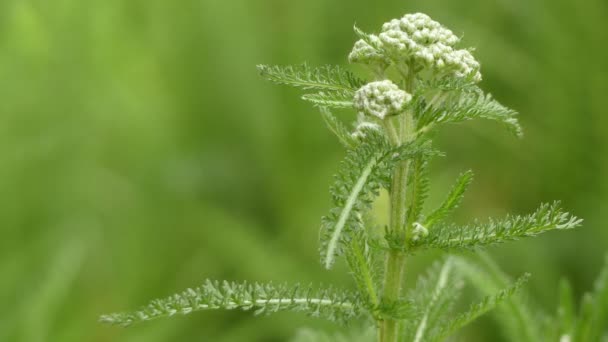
[413,202,582,251]
[319,107,358,149]
[406,156,430,228]
[452,253,542,342]
[428,273,530,342]
[302,91,354,109]
[99,280,363,327]
[403,257,463,342]
[423,170,473,229]
[321,134,438,269]
[416,87,522,137]
[345,231,380,309]
[257,64,365,92]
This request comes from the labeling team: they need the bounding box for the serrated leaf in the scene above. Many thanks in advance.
[406,156,430,227]
[100,280,363,327]
[404,257,463,342]
[319,107,358,149]
[257,64,364,92]
[302,91,354,109]
[423,170,473,229]
[412,202,582,252]
[416,86,522,138]
[345,231,380,308]
[428,273,530,342]
[452,254,542,342]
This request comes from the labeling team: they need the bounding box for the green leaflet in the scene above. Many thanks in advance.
[428,273,530,342]
[415,86,522,138]
[407,258,462,342]
[345,231,380,308]
[452,254,542,342]
[100,280,363,327]
[423,170,473,229]
[412,202,582,252]
[302,91,354,109]
[406,156,430,228]
[319,107,358,149]
[257,64,364,92]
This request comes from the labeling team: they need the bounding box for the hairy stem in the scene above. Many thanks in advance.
[379,160,409,342]
[379,70,416,342]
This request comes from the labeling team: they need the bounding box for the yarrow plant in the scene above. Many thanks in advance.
[101,13,583,341]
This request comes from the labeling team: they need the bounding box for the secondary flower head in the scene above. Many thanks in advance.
[353,80,412,119]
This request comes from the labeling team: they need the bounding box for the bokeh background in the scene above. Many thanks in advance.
[0,0,606,341]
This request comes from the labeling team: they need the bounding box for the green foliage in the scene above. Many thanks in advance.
[423,170,473,229]
[302,91,354,109]
[345,231,381,309]
[452,253,543,342]
[402,258,463,342]
[100,280,364,327]
[398,258,528,342]
[412,202,582,252]
[406,156,430,227]
[320,132,436,269]
[257,64,365,92]
[291,326,375,342]
[319,107,358,149]
[100,10,584,342]
[415,85,522,137]
[429,273,530,342]
[545,255,608,342]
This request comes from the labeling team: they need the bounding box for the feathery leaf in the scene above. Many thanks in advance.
[423,170,473,229]
[452,253,542,342]
[345,231,380,308]
[257,64,365,92]
[412,202,582,251]
[428,273,530,342]
[404,258,463,342]
[416,86,522,137]
[319,107,358,149]
[406,156,430,228]
[321,133,439,268]
[302,91,354,109]
[100,280,363,327]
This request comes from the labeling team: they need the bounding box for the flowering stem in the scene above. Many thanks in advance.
[379,70,416,342]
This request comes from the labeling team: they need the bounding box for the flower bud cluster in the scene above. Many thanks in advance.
[353,80,412,119]
[348,35,389,66]
[349,13,482,82]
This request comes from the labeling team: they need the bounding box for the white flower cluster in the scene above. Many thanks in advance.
[353,80,412,119]
[349,13,482,82]
[348,35,389,66]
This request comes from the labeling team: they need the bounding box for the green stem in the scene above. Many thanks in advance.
[379,250,406,341]
[379,69,416,342]
[379,120,412,342]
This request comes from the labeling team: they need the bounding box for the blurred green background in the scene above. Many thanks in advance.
[0,0,606,341]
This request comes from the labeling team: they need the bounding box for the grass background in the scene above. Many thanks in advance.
[0,0,606,341]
